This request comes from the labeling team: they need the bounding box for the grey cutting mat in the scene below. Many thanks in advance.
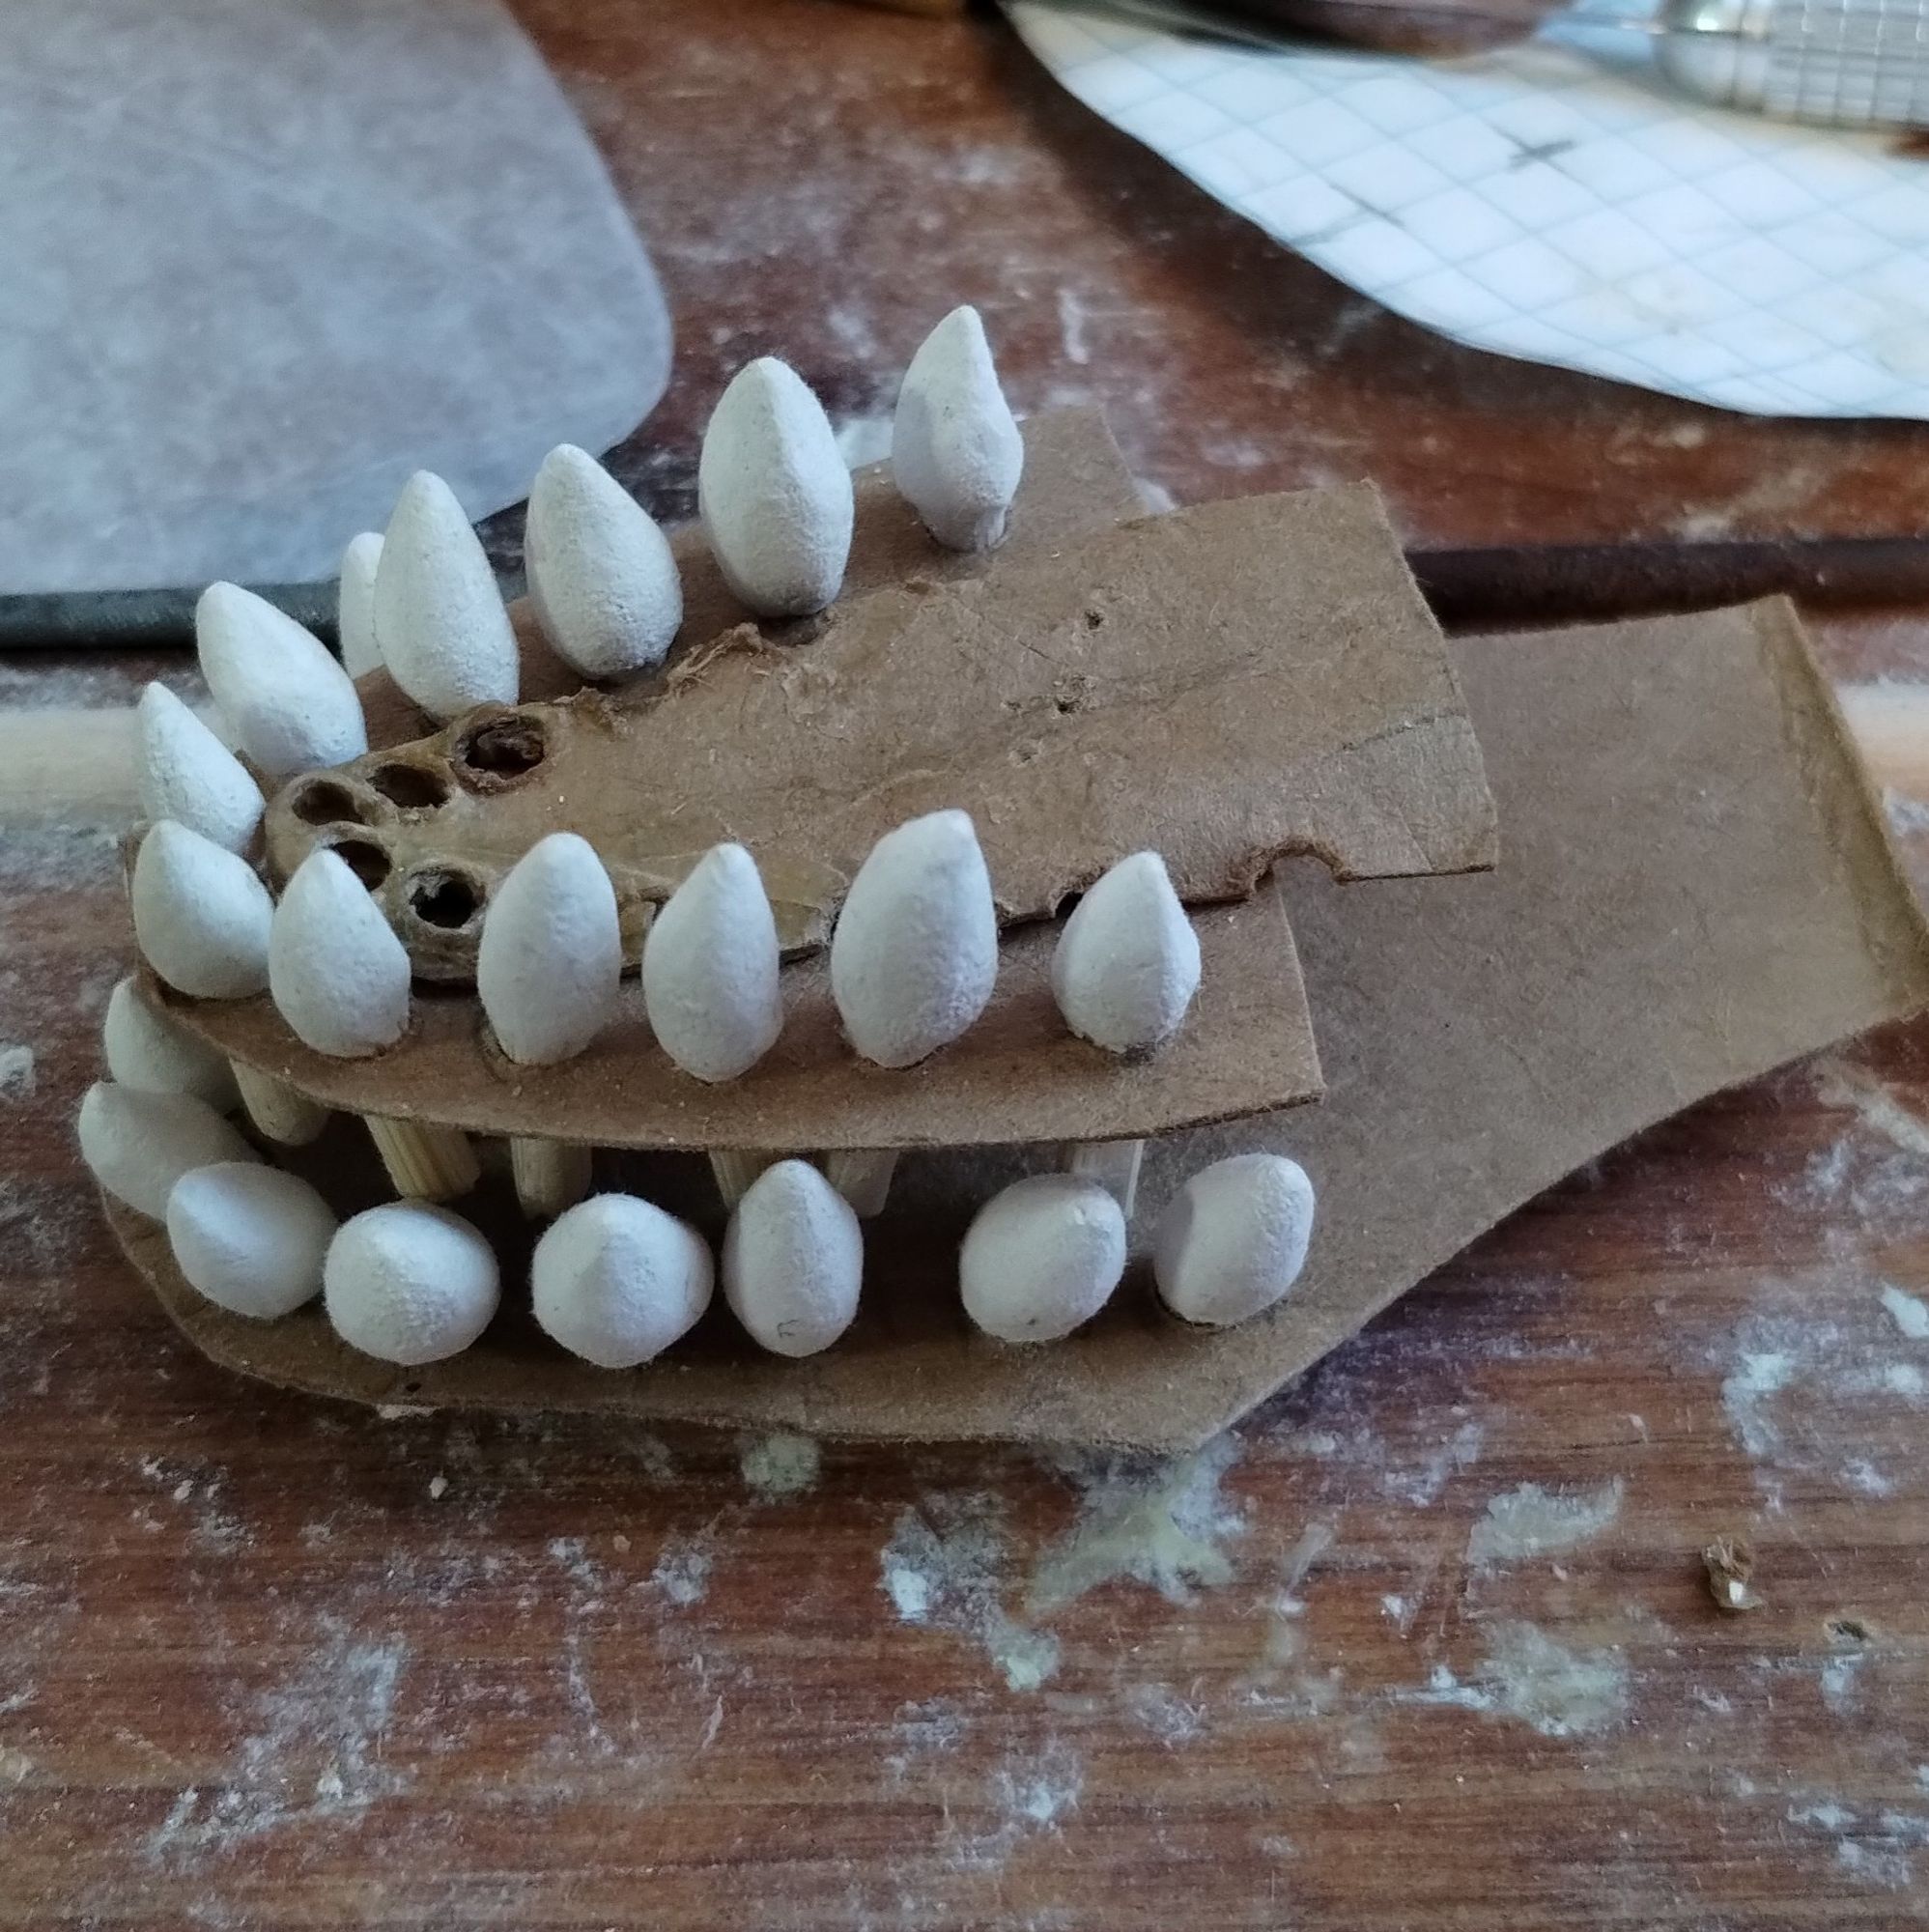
[0,0,670,596]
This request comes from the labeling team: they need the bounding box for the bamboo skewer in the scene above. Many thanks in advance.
[364,1117,481,1203]
[825,1149,900,1218]
[231,1065,330,1148]
[1064,1139,1145,1219]
[511,1138,594,1220]
[710,1149,780,1208]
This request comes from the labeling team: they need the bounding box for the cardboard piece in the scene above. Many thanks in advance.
[117,599,1929,1446]
[152,884,1319,1152]
[271,484,1499,976]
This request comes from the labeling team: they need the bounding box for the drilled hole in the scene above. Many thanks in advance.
[1084,608,1105,629]
[290,780,365,827]
[454,714,546,784]
[367,761,450,810]
[327,838,391,890]
[407,867,482,930]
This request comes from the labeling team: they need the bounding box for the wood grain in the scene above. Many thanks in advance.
[6,0,1929,1922]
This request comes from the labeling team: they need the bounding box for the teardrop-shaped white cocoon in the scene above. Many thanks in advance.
[641,843,782,1082]
[722,1159,862,1357]
[697,357,853,616]
[102,975,238,1108]
[1053,851,1201,1055]
[1153,1152,1315,1328]
[532,1192,713,1368]
[830,810,997,1068]
[130,819,273,999]
[166,1161,336,1319]
[77,1081,258,1218]
[892,304,1025,552]
[195,582,367,778]
[324,1202,499,1364]
[136,684,263,853]
[958,1174,1125,1344]
[374,470,521,720]
[337,531,384,678]
[477,833,621,1065]
[269,848,411,1057]
[525,444,683,679]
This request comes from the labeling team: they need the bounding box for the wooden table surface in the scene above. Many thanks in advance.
[7,2,1929,1924]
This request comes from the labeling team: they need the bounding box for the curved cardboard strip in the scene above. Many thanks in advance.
[119,601,1929,1447]
[153,881,1320,1151]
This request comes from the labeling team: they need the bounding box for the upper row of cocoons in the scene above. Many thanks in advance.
[103,975,237,1109]
[78,1081,258,1219]
[336,531,385,679]
[135,685,263,855]
[641,841,782,1082]
[1053,850,1202,1055]
[269,847,411,1058]
[131,820,273,1000]
[892,304,1026,553]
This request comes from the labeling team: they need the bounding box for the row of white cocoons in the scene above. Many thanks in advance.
[130,804,1200,1082]
[118,1145,1314,1367]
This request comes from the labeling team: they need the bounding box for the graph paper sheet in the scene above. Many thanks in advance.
[1007,1,1929,418]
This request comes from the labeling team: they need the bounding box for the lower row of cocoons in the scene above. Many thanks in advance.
[128,1136,1315,1368]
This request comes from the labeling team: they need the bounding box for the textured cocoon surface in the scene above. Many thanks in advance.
[722,1159,862,1357]
[269,848,411,1058]
[194,582,366,778]
[136,684,263,854]
[1153,1152,1316,1328]
[892,304,1024,552]
[374,469,521,719]
[526,443,682,678]
[102,975,237,1108]
[697,357,853,617]
[641,842,782,1082]
[1053,850,1201,1054]
[829,810,997,1068]
[130,819,274,1000]
[166,1161,336,1320]
[77,1081,258,1219]
[324,1202,499,1365]
[532,1192,713,1368]
[337,532,384,678]
[476,833,621,1065]
[958,1173,1126,1344]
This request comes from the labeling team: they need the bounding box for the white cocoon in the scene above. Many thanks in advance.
[526,443,682,678]
[1153,1152,1316,1328]
[130,819,273,999]
[77,1081,258,1218]
[269,848,411,1057]
[136,683,263,853]
[892,304,1025,552]
[166,1161,336,1320]
[324,1202,499,1365]
[532,1192,713,1368]
[1053,851,1202,1054]
[337,531,384,678]
[374,470,521,719]
[830,809,997,1068]
[641,842,782,1082]
[697,357,853,616]
[958,1173,1125,1344]
[723,1159,862,1357]
[102,975,238,1108]
[194,582,367,778]
[477,833,621,1065]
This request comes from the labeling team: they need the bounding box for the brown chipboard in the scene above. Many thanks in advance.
[266,480,1499,978]
[117,598,1929,1447]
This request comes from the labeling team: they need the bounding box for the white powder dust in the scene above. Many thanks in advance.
[0,1045,35,1100]
[649,1537,712,1608]
[1881,1286,1929,1341]
[1473,1621,1631,1739]
[1467,1479,1626,1568]
[739,1431,820,1502]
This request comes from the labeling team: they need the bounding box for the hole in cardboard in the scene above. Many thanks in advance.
[290,780,365,827]
[327,838,391,890]
[407,867,483,930]
[368,761,451,810]
[454,714,546,787]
